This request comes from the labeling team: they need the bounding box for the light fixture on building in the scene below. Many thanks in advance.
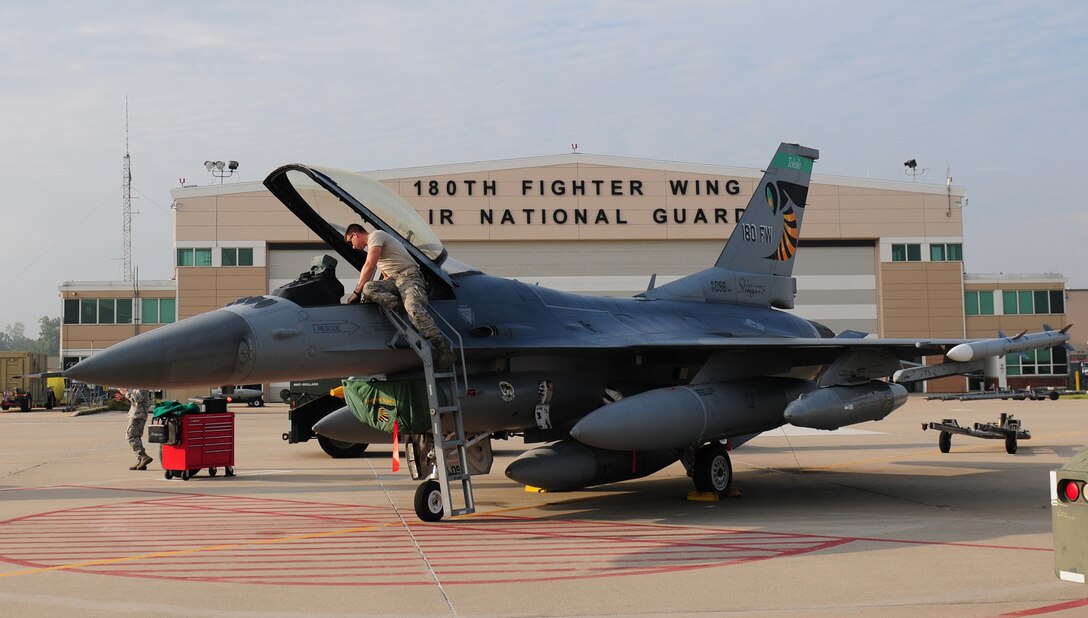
[904,158,926,182]
[204,160,240,184]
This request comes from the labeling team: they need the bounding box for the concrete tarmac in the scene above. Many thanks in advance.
[2,396,1088,617]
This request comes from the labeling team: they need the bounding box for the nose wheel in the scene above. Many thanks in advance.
[693,442,733,494]
[414,480,444,522]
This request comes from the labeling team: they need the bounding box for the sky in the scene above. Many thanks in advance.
[1,1,1086,336]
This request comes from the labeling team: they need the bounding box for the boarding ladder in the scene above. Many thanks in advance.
[381,307,475,518]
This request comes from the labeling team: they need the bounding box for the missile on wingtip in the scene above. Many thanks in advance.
[946,326,1071,363]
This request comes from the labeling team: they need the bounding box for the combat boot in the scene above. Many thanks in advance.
[135,452,154,470]
[431,339,454,371]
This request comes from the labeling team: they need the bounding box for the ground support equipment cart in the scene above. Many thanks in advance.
[922,412,1030,454]
[158,411,236,480]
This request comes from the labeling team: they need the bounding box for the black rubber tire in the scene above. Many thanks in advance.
[226,466,235,477]
[20,396,31,412]
[45,393,55,410]
[939,431,952,454]
[181,470,191,481]
[1006,433,1018,454]
[693,442,733,494]
[317,435,369,458]
[209,468,217,477]
[414,480,445,522]
[165,470,173,480]
[255,398,264,407]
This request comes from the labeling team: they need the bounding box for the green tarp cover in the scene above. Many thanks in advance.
[152,400,202,418]
[342,379,431,434]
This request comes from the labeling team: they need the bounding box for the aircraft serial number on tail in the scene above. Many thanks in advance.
[741,223,774,243]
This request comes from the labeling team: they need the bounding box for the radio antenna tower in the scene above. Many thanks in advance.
[122,96,133,281]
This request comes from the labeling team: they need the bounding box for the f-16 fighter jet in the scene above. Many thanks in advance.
[65,143,1069,521]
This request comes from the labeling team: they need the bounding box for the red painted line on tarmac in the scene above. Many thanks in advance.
[996,597,1088,616]
[6,486,1042,587]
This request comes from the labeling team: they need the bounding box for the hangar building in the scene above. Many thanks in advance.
[59,152,1071,401]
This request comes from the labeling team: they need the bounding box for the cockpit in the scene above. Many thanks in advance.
[263,164,480,307]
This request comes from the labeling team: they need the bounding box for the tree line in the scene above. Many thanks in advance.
[0,317,60,356]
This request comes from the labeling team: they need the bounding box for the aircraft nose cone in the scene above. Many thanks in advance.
[65,309,256,388]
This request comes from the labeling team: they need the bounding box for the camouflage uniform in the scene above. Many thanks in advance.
[364,270,444,342]
[126,389,151,457]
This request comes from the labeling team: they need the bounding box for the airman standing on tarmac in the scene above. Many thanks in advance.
[121,387,154,470]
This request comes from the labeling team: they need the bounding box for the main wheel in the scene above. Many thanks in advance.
[181,470,191,481]
[1006,433,1018,454]
[165,470,174,480]
[255,398,264,407]
[693,442,733,494]
[317,435,369,458]
[20,396,31,412]
[209,467,217,477]
[414,480,445,522]
[225,466,235,477]
[45,393,55,410]
[939,431,952,453]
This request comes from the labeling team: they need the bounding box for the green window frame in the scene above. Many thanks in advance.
[142,298,158,324]
[116,299,133,324]
[964,291,995,316]
[891,243,922,262]
[98,299,115,324]
[177,247,213,267]
[930,243,963,262]
[141,298,176,324]
[80,299,98,324]
[1050,291,1065,314]
[221,247,254,267]
[63,299,80,324]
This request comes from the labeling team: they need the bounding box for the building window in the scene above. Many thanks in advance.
[1007,347,1067,377]
[221,247,254,266]
[141,298,176,324]
[964,291,995,316]
[80,299,98,324]
[1001,289,1065,315]
[930,243,962,261]
[63,299,79,324]
[177,248,212,267]
[892,243,921,262]
[62,298,133,324]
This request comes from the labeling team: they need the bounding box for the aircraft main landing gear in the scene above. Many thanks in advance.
[692,442,733,494]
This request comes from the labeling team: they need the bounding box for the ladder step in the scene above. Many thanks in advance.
[446,473,471,482]
[432,371,456,379]
[440,439,464,448]
[437,405,459,413]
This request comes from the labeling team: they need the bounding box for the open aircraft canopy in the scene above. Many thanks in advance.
[264,164,456,288]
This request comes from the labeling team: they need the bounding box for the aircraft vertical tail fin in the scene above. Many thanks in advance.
[642,143,818,309]
[715,143,819,276]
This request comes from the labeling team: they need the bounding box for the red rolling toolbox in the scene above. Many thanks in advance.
[161,412,235,480]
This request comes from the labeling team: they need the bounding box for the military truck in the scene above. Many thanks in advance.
[1,352,56,411]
